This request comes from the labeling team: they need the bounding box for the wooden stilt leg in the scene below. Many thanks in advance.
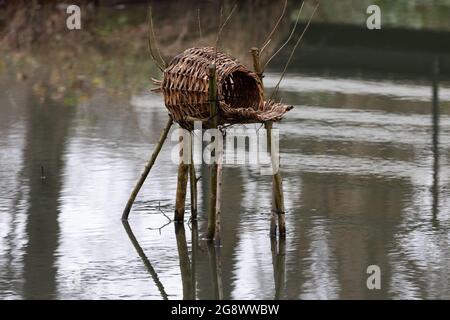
[189,132,198,220]
[122,118,173,220]
[251,47,286,238]
[207,161,217,239]
[266,121,286,237]
[274,172,286,237]
[214,140,223,245]
[174,129,189,222]
[207,64,219,240]
[270,201,278,236]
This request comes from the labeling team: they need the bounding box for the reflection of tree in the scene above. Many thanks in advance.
[0,82,26,297]
[22,93,74,299]
[282,173,407,299]
[329,179,404,299]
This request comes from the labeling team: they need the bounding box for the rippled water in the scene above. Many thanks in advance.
[1,69,449,299]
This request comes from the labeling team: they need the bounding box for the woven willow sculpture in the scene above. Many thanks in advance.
[155,47,292,129]
[123,46,291,241]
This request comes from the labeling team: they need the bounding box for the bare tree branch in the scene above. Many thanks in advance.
[214,2,238,63]
[149,6,167,68]
[197,8,202,39]
[146,6,164,72]
[270,1,320,101]
[260,0,288,54]
[263,1,305,72]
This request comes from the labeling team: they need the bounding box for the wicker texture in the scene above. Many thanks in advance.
[158,47,292,129]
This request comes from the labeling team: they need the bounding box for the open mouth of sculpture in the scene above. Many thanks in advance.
[221,70,263,111]
[160,47,292,128]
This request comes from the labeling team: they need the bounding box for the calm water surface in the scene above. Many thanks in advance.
[1,68,450,299]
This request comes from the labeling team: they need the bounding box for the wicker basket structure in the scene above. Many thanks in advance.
[155,47,293,129]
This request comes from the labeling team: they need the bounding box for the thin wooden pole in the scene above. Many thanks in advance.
[122,117,173,220]
[174,129,189,222]
[251,47,286,237]
[266,121,278,236]
[270,122,286,237]
[214,139,223,245]
[251,48,276,235]
[251,47,264,86]
[207,64,218,240]
[189,132,198,220]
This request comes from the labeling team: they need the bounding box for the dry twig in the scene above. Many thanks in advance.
[214,3,238,62]
[270,1,320,100]
[260,0,288,54]
[263,1,305,72]
[197,8,202,39]
[147,6,166,71]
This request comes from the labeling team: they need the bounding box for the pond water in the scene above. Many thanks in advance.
[1,67,450,299]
